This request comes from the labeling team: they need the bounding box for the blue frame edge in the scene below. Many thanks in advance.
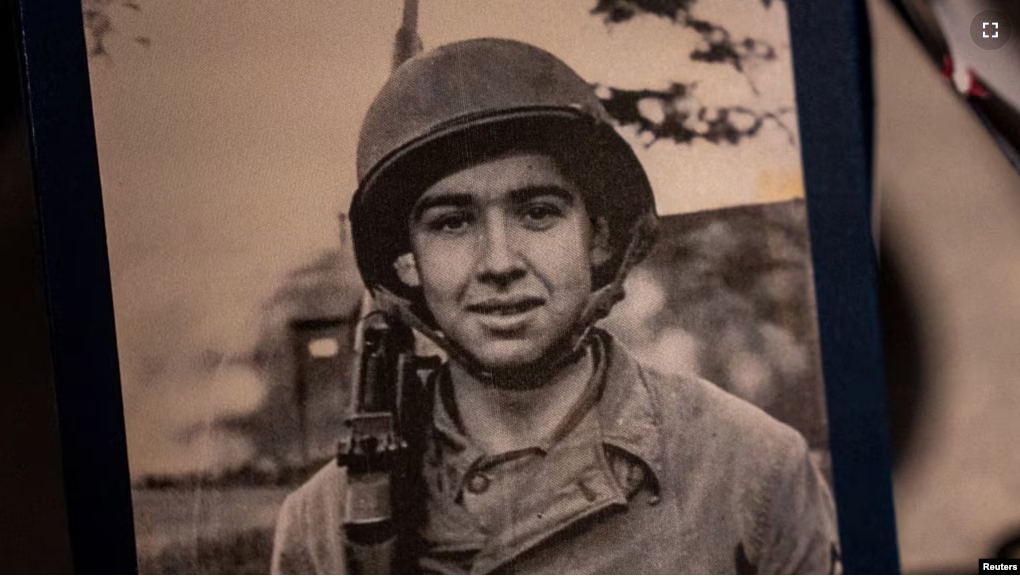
[15,0,138,571]
[788,0,902,573]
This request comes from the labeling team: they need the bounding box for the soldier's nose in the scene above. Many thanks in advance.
[476,222,525,286]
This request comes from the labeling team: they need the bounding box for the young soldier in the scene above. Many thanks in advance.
[272,38,839,574]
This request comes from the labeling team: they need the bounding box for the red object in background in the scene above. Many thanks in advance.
[967,70,990,98]
[941,54,990,98]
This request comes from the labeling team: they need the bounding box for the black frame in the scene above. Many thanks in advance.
[10,0,899,572]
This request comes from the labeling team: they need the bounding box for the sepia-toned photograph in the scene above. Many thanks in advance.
[83,0,840,573]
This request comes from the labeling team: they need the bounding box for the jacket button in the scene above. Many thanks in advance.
[466,472,491,494]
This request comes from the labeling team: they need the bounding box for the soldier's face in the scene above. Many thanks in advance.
[408,151,610,371]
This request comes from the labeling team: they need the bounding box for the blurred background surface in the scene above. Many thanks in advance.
[870,0,1020,571]
[6,0,1020,572]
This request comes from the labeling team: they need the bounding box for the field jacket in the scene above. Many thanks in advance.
[271,333,839,574]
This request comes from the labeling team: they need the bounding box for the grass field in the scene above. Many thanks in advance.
[133,487,290,574]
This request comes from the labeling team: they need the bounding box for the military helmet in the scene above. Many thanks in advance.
[349,38,658,307]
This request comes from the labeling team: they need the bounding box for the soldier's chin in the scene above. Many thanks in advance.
[463,339,579,389]
[467,342,544,374]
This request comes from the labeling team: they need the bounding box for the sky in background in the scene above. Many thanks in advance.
[85,0,804,476]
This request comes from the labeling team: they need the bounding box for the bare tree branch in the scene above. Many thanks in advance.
[82,0,148,58]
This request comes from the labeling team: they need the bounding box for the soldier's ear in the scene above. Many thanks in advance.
[590,216,612,268]
[393,253,421,287]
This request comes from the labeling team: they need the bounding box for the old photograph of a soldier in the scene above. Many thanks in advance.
[82,1,841,573]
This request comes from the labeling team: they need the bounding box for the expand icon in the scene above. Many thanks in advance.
[971,10,1013,50]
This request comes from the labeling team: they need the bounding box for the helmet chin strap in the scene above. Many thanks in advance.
[373,212,659,387]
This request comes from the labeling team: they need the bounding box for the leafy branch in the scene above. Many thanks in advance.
[599,83,795,145]
[591,0,793,146]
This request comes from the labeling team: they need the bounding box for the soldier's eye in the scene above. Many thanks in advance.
[426,211,472,233]
[520,202,564,228]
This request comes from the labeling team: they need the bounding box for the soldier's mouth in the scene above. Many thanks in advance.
[466,297,544,316]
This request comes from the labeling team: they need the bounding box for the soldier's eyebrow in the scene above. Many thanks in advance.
[508,185,577,206]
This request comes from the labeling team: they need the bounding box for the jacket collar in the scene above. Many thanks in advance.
[422,330,666,573]
[431,329,665,492]
[593,329,665,488]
